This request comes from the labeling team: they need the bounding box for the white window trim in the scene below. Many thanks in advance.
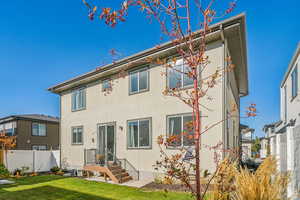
[129,67,149,95]
[127,118,152,149]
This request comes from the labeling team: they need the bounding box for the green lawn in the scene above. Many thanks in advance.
[0,175,193,200]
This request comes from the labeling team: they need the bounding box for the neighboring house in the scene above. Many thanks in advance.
[262,121,280,157]
[259,137,269,159]
[240,124,254,160]
[0,114,59,150]
[48,14,248,182]
[263,42,300,199]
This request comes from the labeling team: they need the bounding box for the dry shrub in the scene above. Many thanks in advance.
[209,156,289,200]
[233,156,289,200]
[210,158,237,200]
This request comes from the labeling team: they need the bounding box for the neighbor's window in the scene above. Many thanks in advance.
[167,113,194,147]
[0,122,17,136]
[32,123,46,136]
[291,65,298,99]
[72,126,83,145]
[71,88,86,111]
[168,59,193,89]
[127,118,151,148]
[129,67,149,94]
[32,145,47,151]
[102,79,112,91]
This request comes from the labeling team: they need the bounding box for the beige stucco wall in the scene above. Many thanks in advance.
[59,40,238,177]
[281,53,300,127]
[225,45,240,151]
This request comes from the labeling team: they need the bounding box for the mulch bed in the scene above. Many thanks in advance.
[142,182,214,193]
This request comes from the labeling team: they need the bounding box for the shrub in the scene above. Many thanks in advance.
[13,166,29,177]
[50,166,60,173]
[233,156,289,200]
[0,164,10,178]
[209,156,290,200]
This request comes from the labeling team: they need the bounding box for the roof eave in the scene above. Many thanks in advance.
[48,13,248,94]
[280,42,300,88]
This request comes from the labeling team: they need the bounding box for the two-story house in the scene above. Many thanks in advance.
[262,42,300,198]
[48,14,248,182]
[279,42,300,131]
[240,124,254,160]
[0,114,59,150]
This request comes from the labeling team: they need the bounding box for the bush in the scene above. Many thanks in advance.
[13,166,29,177]
[0,164,10,178]
[50,166,60,173]
[209,156,289,200]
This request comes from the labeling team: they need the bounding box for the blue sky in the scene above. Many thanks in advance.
[0,0,299,137]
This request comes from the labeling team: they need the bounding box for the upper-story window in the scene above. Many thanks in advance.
[284,85,287,123]
[102,79,112,92]
[127,118,151,149]
[167,59,193,89]
[167,113,194,147]
[129,67,149,94]
[32,145,47,150]
[0,122,17,136]
[72,88,86,111]
[32,123,46,136]
[291,65,298,99]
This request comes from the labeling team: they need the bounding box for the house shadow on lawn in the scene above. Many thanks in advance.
[0,175,67,189]
[0,185,113,200]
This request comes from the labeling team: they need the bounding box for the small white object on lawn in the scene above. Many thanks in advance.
[0,180,15,185]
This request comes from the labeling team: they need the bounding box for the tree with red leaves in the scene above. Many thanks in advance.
[82,1,255,199]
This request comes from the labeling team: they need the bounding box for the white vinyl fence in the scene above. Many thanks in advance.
[3,150,60,173]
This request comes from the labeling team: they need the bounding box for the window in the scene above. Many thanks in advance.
[32,123,46,136]
[284,85,287,123]
[72,126,83,145]
[71,88,86,111]
[32,145,47,151]
[129,67,149,94]
[167,113,194,147]
[167,59,193,89]
[102,79,112,91]
[127,118,151,148]
[0,122,17,136]
[291,65,298,99]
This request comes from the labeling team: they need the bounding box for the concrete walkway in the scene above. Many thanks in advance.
[85,177,153,188]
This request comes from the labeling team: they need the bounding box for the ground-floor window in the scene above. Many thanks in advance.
[72,126,83,145]
[32,145,47,150]
[127,118,151,149]
[167,113,194,147]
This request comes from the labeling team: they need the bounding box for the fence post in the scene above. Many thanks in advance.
[0,150,3,165]
[33,150,36,173]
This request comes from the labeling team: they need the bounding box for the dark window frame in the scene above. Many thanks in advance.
[127,117,152,149]
[71,126,84,145]
[166,113,194,148]
[71,87,86,112]
[129,66,150,95]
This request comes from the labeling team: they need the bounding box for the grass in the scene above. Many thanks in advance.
[0,175,193,200]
